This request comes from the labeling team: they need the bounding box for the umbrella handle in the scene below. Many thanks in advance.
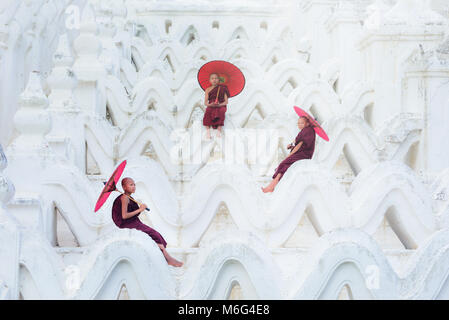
[214,86,220,104]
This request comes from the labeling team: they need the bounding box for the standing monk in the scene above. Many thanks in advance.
[262,116,316,193]
[112,177,183,267]
[203,73,229,139]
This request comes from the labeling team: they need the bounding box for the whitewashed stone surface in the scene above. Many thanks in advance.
[0,0,449,299]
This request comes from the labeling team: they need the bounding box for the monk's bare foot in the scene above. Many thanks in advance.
[261,186,271,193]
[167,256,183,267]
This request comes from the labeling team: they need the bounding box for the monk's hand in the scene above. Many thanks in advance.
[287,143,293,149]
[139,203,147,212]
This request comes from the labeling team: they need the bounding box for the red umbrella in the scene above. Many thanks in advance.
[94,160,149,212]
[293,106,329,141]
[197,60,245,99]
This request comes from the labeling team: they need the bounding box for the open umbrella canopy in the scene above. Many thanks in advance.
[293,106,329,142]
[94,160,127,212]
[197,60,245,97]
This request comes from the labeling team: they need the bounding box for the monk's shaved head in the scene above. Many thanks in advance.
[121,177,134,188]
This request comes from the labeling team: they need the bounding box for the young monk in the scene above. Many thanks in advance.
[112,177,183,267]
[262,116,316,193]
[203,73,230,139]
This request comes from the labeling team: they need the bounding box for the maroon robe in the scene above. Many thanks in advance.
[112,194,167,247]
[203,84,230,129]
[272,125,316,180]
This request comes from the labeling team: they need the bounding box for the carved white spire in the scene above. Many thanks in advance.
[72,2,106,115]
[73,3,102,76]
[95,1,120,76]
[11,70,51,150]
[47,34,77,109]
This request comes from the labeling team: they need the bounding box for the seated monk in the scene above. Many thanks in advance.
[203,73,230,139]
[262,116,316,193]
[112,177,183,267]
